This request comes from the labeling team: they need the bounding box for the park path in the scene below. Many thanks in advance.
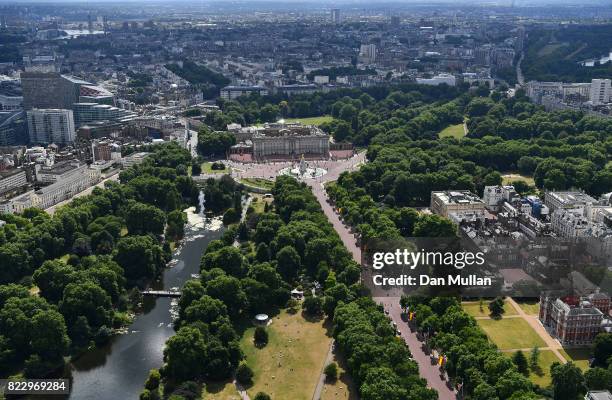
[234,380,250,400]
[312,340,335,400]
[505,298,566,363]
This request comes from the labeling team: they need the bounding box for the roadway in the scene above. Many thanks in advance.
[308,178,457,400]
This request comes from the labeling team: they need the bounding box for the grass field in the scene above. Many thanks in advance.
[515,300,540,315]
[503,349,559,388]
[462,299,518,318]
[201,380,240,400]
[241,310,332,400]
[559,348,592,371]
[320,352,359,400]
[478,318,546,350]
[438,123,465,139]
[501,174,535,186]
[240,178,274,190]
[283,116,334,126]
[251,194,273,214]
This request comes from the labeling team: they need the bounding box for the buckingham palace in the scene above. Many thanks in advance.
[229,122,330,160]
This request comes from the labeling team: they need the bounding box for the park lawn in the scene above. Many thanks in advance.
[202,162,231,174]
[283,116,334,126]
[241,310,333,400]
[515,300,540,315]
[503,349,559,388]
[477,318,546,350]
[320,352,359,400]
[559,348,592,371]
[240,178,274,191]
[201,380,240,400]
[462,299,518,318]
[438,123,465,139]
[251,194,272,214]
[502,173,535,186]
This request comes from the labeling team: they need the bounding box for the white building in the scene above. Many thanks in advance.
[544,191,597,213]
[417,73,456,87]
[359,44,377,64]
[121,152,149,168]
[220,86,268,101]
[551,208,590,237]
[1,164,100,213]
[590,79,612,106]
[430,190,485,218]
[27,108,75,145]
[313,75,329,84]
[0,94,23,111]
[482,185,519,211]
[0,169,27,193]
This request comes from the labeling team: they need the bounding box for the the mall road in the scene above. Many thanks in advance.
[307,179,457,400]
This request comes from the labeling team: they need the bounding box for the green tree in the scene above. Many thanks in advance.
[584,367,612,391]
[512,350,529,376]
[253,393,271,400]
[413,214,456,237]
[235,362,254,385]
[488,297,505,319]
[144,369,161,390]
[163,326,207,380]
[594,333,612,366]
[254,326,268,346]
[324,362,338,381]
[30,309,70,361]
[276,246,301,281]
[114,236,165,283]
[551,361,585,400]
[60,282,112,328]
[529,346,540,370]
[303,296,323,316]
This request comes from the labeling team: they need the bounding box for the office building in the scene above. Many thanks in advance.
[20,72,84,110]
[331,8,340,24]
[27,109,76,145]
[590,79,612,106]
[359,44,377,64]
[0,79,23,111]
[73,103,136,127]
[390,16,401,27]
[0,111,27,146]
[220,86,268,100]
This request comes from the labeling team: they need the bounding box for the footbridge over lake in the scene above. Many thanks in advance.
[142,290,182,298]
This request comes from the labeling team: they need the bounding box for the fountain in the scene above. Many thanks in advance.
[198,190,206,218]
[279,154,327,179]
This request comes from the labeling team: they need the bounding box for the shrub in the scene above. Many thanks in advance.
[254,393,271,400]
[324,362,338,381]
[235,362,254,385]
[254,326,268,346]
